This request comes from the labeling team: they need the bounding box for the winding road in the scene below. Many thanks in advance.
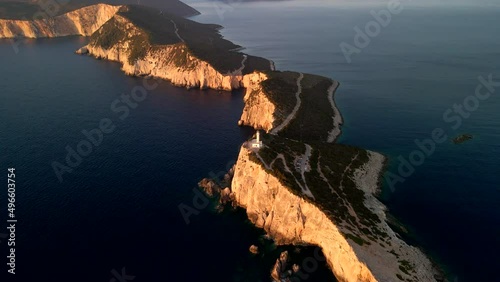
[254,144,315,199]
[170,19,185,42]
[270,72,304,135]
[327,80,343,143]
[229,54,247,76]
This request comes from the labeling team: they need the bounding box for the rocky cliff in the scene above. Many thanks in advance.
[81,33,250,91]
[231,145,439,282]
[0,3,440,280]
[0,4,121,38]
[232,146,377,281]
[72,5,273,91]
[238,72,277,131]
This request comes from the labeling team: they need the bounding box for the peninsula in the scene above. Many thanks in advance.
[0,2,443,281]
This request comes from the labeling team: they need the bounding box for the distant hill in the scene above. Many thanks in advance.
[213,0,290,2]
[89,4,271,74]
[0,0,199,19]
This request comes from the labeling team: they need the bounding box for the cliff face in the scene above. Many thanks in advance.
[239,72,276,132]
[231,146,438,282]
[79,14,273,92]
[0,3,438,280]
[232,147,377,282]
[83,41,243,91]
[0,4,121,38]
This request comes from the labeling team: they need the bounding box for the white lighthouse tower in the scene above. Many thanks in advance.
[250,130,263,149]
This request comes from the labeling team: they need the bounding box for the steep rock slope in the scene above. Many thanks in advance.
[229,67,439,281]
[76,5,273,90]
[232,146,378,282]
[231,139,439,282]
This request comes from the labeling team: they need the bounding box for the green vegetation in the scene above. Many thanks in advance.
[260,71,299,125]
[92,2,389,251]
[389,249,400,258]
[279,74,337,142]
[90,17,127,49]
[89,12,150,65]
[258,71,339,142]
[345,233,368,246]
[0,0,198,20]
[117,5,183,46]
[1,2,268,73]
[128,35,150,65]
[247,72,390,242]
[399,260,414,275]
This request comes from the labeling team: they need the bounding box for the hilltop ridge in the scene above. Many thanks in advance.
[0,0,198,19]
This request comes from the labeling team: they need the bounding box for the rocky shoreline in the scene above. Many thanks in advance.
[200,143,443,282]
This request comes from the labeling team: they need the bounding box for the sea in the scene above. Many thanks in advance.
[0,0,499,281]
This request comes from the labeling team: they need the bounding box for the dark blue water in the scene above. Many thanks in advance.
[187,1,500,281]
[0,37,337,281]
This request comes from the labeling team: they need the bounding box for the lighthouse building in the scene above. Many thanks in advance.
[250,130,263,149]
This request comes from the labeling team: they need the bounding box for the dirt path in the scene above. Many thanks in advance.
[298,144,314,198]
[270,72,304,135]
[170,19,184,42]
[254,148,315,199]
[230,54,247,75]
[327,80,343,143]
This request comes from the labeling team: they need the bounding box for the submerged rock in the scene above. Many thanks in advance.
[198,178,235,211]
[75,47,88,55]
[453,134,473,144]
[198,178,221,197]
[249,245,259,255]
[220,187,234,205]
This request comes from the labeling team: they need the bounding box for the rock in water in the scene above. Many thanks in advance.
[453,133,473,144]
[198,178,221,197]
[271,251,289,281]
[220,187,233,205]
[249,245,259,254]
